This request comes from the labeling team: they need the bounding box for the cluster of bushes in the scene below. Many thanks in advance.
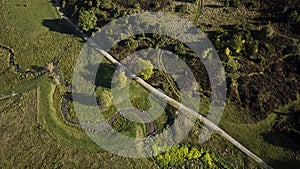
[114,0,171,11]
[108,32,211,99]
[59,0,172,32]
[112,115,143,137]
[111,33,195,61]
[95,87,112,108]
[212,24,275,64]
[155,145,233,168]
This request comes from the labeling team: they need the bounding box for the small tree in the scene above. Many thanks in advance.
[97,10,108,21]
[135,58,154,80]
[228,34,244,54]
[187,147,202,159]
[78,10,97,32]
[113,70,127,88]
[95,88,112,107]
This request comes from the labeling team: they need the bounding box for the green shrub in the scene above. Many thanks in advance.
[95,88,112,107]
[96,10,108,21]
[112,70,127,89]
[156,145,192,167]
[202,152,214,167]
[125,38,139,49]
[155,145,233,168]
[78,9,97,32]
[131,58,154,80]
[187,147,203,159]
[228,34,245,54]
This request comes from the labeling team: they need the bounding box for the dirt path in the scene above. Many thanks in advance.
[0,92,19,101]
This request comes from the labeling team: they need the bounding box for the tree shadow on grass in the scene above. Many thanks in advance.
[42,19,82,37]
[268,158,300,169]
[72,92,98,106]
[261,110,300,152]
[261,131,300,152]
[49,0,58,5]
[81,62,117,89]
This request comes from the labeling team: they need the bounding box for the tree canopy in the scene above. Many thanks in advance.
[134,58,154,80]
[112,70,127,88]
[78,9,97,32]
[95,88,112,107]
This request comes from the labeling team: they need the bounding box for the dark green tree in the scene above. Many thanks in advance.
[78,9,97,32]
[113,70,127,88]
[134,58,154,80]
[95,88,112,107]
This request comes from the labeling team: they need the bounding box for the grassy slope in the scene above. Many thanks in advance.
[37,77,101,150]
[0,84,157,168]
[219,100,300,168]
[0,0,81,82]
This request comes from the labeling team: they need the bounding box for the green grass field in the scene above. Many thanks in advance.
[0,0,81,83]
[219,98,300,168]
[0,84,157,168]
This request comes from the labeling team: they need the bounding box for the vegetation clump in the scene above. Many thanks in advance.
[59,0,172,32]
[211,25,275,63]
[130,58,154,80]
[78,9,98,32]
[112,69,127,89]
[155,145,233,168]
[95,88,112,108]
